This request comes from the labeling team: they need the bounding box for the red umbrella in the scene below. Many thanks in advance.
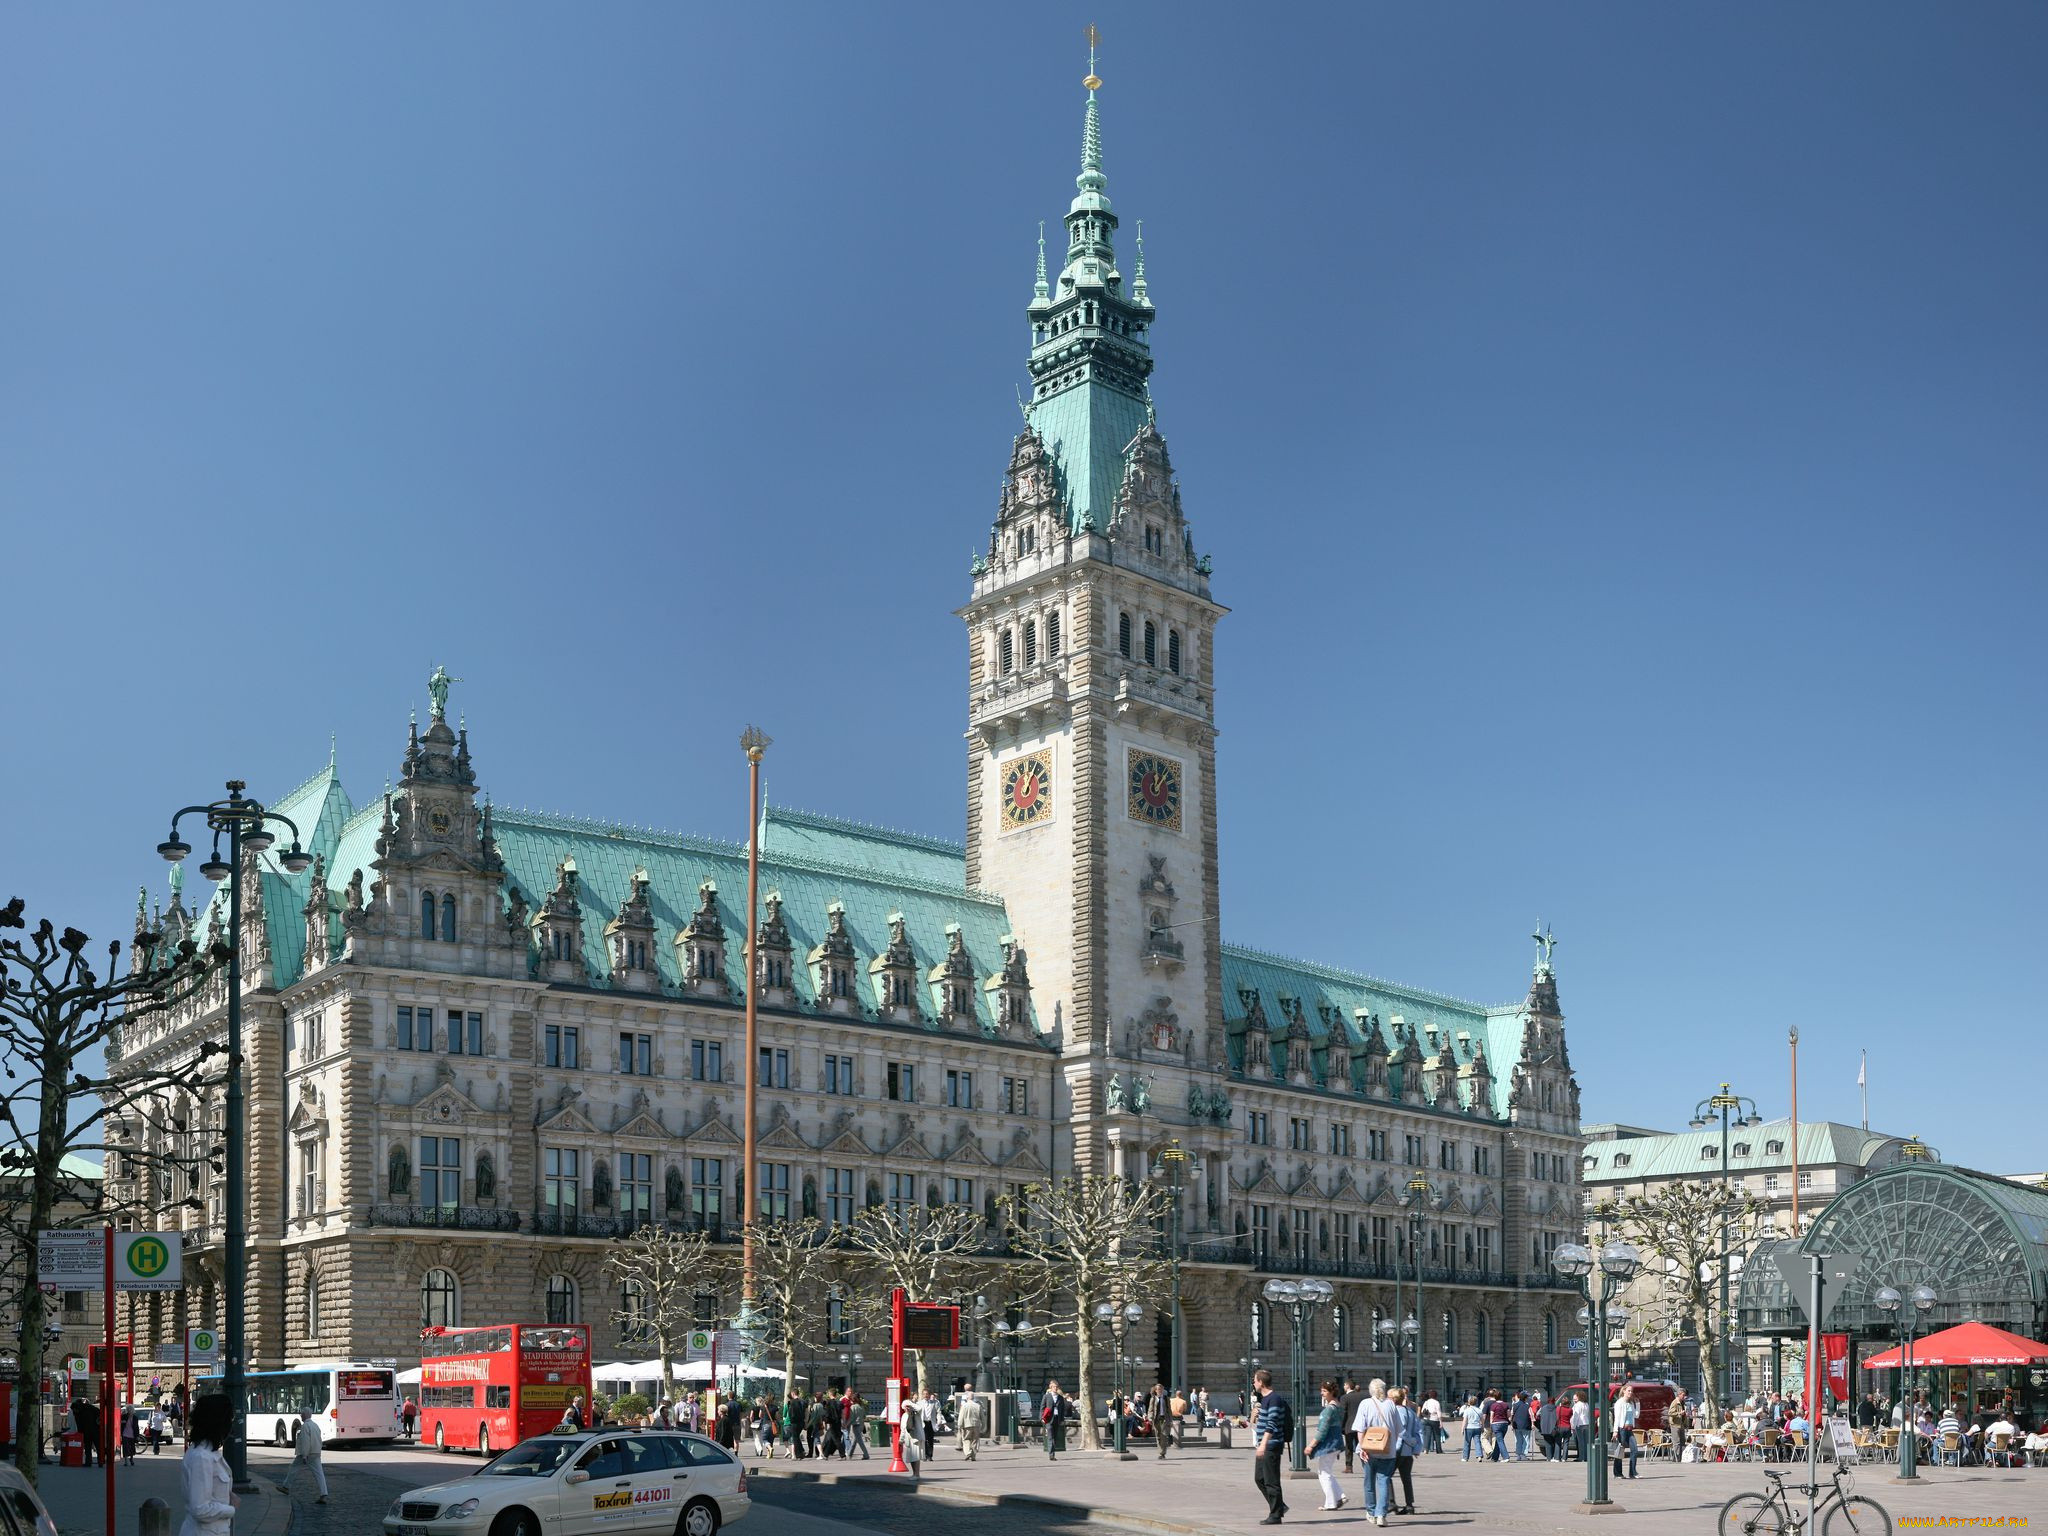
[1861,1321,2048,1369]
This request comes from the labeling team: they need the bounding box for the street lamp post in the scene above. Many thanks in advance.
[1262,1277,1334,1472]
[1552,1238,1642,1513]
[1094,1300,1143,1459]
[1690,1082,1761,1417]
[839,1350,864,1395]
[157,782,312,1490]
[1151,1140,1189,1391]
[1374,1314,1420,1394]
[1875,1284,1937,1481]
[738,726,770,1332]
[1405,1171,1434,1387]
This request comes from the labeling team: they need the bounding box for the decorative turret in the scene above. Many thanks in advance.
[1357,1010,1388,1097]
[753,891,794,1007]
[675,880,729,998]
[928,923,977,1027]
[1320,1005,1353,1093]
[1459,1035,1495,1118]
[869,912,921,1024]
[1239,988,1271,1079]
[604,869,659,993]
[1389,1019,1423,1103]
[982,933,1033,1035]
[532,857,586,984]
[1280,995,1314,1085]
[1511,922,1578,1131]
[301,855,331,975]
[807,901,859,1016]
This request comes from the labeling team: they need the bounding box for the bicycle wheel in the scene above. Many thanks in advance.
[1719,1492,1789,1536]
[1822,1495,1892,1536]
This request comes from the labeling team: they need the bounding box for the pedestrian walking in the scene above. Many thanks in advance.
[1040,1381,1070,1459]
[1389,1388,1423,1515]
[1537,1394,1563,1463]
[1510,1391,1532,1461]
[1485,1390,1510,1461]
[564,1393,587,1432]
[71,1396,101,1468]
[1613,1386,1641,1480]
[1146,1382,1171,1458]
[900,1395,924,1480]
[1309,1380,1348,1511]
[178,1396,239,1536]
[1351,1377,1398,1528]
[1420,1391,1444,1454]
[1570,1393,1592,1464]
[1339,1376,1367,1473]
[120,1402,140,1466]
[1459,1396,1484,1461]
[1250,1367,1293,1526]
[401,1395,419,1441]
[285,1416,330,1505]
[957,1389,985,1460]
[147,1403,171,1455]
[848,1392,871,1460]
[1196,1386,1211,1428]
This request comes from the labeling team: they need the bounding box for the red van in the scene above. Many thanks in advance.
[1564,1379,1679,1432]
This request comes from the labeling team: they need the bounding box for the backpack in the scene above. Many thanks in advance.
[1266,1395,1295,1443]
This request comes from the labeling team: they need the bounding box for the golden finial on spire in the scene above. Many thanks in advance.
[1084,24,1102,91]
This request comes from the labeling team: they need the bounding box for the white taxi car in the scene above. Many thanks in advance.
[383,1429,749,1536]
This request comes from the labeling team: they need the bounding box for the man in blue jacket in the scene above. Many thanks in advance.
[1252,1368,1293,1525]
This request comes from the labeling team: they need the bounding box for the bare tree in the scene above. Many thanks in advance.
[841,1203,986,1392]
[0,897,215,1482]
[999,1176,1171,1451]
[603,1225,731,1405]
[1593,1180,1773,1424]
[741,1217,845,1392]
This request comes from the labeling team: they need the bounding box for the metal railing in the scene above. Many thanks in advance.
[369,1204,520,1233]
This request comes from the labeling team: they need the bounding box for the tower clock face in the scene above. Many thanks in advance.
[1000,752,1053,829]
[1126,750,1183,831]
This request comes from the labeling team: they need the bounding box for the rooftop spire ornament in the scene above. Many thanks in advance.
[1078,25,1106,198]
[1084,23,1102,91]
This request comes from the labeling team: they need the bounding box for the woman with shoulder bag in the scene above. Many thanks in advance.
[1309,1381,1348,1511]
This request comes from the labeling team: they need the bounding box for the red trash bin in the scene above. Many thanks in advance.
[58,1431,84,1467]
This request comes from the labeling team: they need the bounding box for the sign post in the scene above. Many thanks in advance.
[889,1288,908,1473]
[104,1225,115,1536]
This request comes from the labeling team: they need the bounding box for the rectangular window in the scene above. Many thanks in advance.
[825,1168,856,1228]
[1371,1215,1390,1268]
[620,1032,652,1075]
[945,1069,974,1109]
[1335,1212,1352,1264]
[691,1157,724,1232]
[1007,1182,1033,1228]
[1330,1123,1353,1157]
[691,1039,723,1083]
[619,1153,652,1228]
[886,1062,916,1103]
[1250,1204,1272,1259]
[398,1005,414,1052]
[1291,1208,1312,1257]
[887,1172,918,1226]
[1477,1228,1494,1271]
[466,1011,483,1054]
[1438,1139,1456,1171]
[1474,1146,1492,1176]
[1404,1134,1425,1165]
[1288,1117,1312,1151]
[1247,1110,1270,1145]
[1000,1076,1030,1115]
[824,1054,855,1095]
[420,1136,461,1209]
[947,1176,975,1210]
[758,1046,790,1090]
[1764,1173,1781,1194]
[1463,1228,1476,1265]
[1798,1169,1813,1190]
[543,1148,578,1220]
[758,1162,791,1223]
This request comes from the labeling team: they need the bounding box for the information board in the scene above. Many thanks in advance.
[900,1304,959,1351]
[36,1231,183,1291]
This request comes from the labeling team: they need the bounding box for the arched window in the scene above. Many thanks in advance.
[1023,620,1037,666]
[1118,612,1132,658]
[1442,1310,1458,1354]
[1143,620,1157,666]
[421,1268,459,1329]
[306,1274,321,1339]
[999,629,1014,676]
[1167,630,1181,674]
[545,1274,578,1325]
[1476,1313,1490,1354]
[441,894,456,943]
[620,1279,650,1346]
[1047,611,1061,658]
[1332,1303,1350,1353]
[1543,1313,1558,1354]
[421,890,437,941]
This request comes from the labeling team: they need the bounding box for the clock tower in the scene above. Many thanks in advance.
[961,68,1226,1170]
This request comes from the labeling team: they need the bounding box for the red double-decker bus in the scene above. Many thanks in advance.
[417,1324,591,1456]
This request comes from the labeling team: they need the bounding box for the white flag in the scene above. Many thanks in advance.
[1857,1051,1865,1088]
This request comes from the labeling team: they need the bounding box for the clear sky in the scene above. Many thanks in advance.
[4,4,2042,1172]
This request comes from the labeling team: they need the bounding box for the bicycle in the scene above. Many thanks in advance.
[1718,1463,1892,1536]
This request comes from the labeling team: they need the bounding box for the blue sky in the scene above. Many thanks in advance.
[3,4,2042,1171]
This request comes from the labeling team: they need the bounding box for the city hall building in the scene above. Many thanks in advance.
[108,72,1587,1399]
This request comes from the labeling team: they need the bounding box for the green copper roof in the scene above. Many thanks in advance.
[1582,1119,1912,1182]
[1030,377,1152,534]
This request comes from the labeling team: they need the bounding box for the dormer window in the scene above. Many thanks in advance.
[1733,1141,1751,1156]
[1701,1145,1719,1160]
[1613,1153,1632,1168]
[1766,1139,1785,1155]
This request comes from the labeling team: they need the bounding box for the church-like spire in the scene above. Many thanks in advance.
[1033,221,1049,303]
[1132,219,1149,307]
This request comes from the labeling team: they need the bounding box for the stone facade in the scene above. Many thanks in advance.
[105,71,1588,1405]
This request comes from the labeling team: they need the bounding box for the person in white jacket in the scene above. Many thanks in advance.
[179,1396,239,1536]
[288,1416,330,1503]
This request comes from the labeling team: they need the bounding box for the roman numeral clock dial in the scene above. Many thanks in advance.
[1126,750,1183,831]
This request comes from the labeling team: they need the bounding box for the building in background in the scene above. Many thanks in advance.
[104,64,1587,1401]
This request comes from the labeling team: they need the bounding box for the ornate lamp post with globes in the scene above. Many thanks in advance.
[1874,1283,1937,1482]
[1551,1238,1641,1513]
[1262,1276,1334,1472]
[1094,1300,1144,1459]
[1690,1082,1762,1411]
[155,782,314,1489]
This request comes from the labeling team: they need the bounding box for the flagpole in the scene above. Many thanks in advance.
[1859,1050,1867,1132]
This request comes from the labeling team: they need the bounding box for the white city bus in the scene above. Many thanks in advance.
[195,1360,399,1446]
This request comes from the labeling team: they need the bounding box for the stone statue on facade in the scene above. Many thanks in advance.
[1130,1074,1150,1113]
[1106,1073,1126,1111]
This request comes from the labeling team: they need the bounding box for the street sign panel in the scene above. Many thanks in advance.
[186,1328,220,1365]
[1567,1337,1587,1353]
[1771,1247,1863,1325]
[34,1231,182,1292]
[684,1329,744,1363]
[62,1354,89,1380]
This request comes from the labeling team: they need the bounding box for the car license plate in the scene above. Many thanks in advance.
[398,1525,431,1536]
